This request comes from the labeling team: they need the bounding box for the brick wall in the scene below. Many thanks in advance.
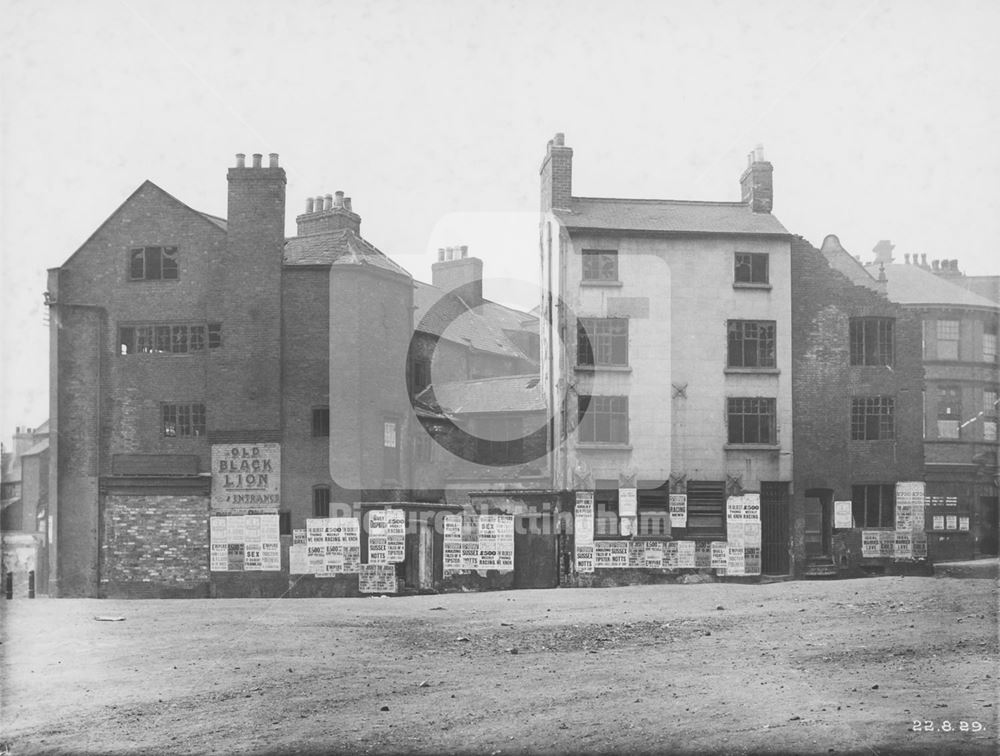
[101,493,209,597]
[791,236,924,574]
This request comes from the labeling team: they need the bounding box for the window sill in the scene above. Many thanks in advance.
[724,367,780,375]
[575,365,632,373]
[724,443,780,451]
[580,280,624,288]
[576,443,633,451]
[732,282,772,291]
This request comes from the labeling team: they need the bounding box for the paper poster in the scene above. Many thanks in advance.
[293,529,306,545]
[878,531,894,556]
[893,532,913,560]
[861,530,881,557]
[694,540,712,568]
[669,494,687,528]
[210,514,281,571]
[594,541,612,568]
[575,545,594,573]
[676,541,696,568]
[211,443,281,510]
[727,496,745,522]
[443,514,463,576]
[726,544,745,575]
[461,542,479,570]
[834,501,853,529]
[744,546,761,575]
[619,488,638,517]
[727,520,745,547]
[710,541,728,569]
[644,541,664,568]
[358,563,397,593]
[945,496,958,507]
[946,515,958,530]
[912,532,928,558]
[288,544,309,574]
[664,541,679,569]
[959,517,970,531]
[743,494,761,523]
[895,500,913,532]
[443,515,462,542]
[626,541,641,568]
[575,492,595,546]
[933,515,945,530]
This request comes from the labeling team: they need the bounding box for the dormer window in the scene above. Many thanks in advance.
[130,246,178,281]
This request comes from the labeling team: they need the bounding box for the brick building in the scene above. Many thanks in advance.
[863,248,1000,560]
[1,423,50,595]
[791,237,924,577]
[46,154,538,598]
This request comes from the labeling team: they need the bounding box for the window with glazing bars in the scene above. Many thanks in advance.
[851,484,894,527]
[582,250,619,281]
[129,246,179,280]
[727,320,776,368]
[734,252,768,284]
[119,323,222,354]
[727,398,776,444]
[850,396,895,440]
[578,396,629,443]
[850,318,894,366]
[577,318,628,366]
[161,403,206,437]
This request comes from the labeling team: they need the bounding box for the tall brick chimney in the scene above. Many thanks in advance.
[295,190,362,236]
[739,145,773,213]
[432,245,483,305]
[540,133,573,213]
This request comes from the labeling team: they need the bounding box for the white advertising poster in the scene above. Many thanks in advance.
[861,530,881,557]
[675,541,696,568]
[575,492,595,546]
[669,494,687,528]
[742,493,761,523]
[744,546,761,575]
[727,496,744,522]
[619,488,638,517]
[643,541,664,568]
[358,564,397,594]
[210,514,280,572]
[946,515,958,531]
[959,516,970,531]
[834,501,853,529]
[575,545,595,573]
[443,514,463,576]
[932,515,945,530]
[288,544,309,574]
[893,532,913,560]
[726,544,746,575]
[211,443,281,510]
[386,509,406,563]
[292,529,306,545]
[710,541,729,569]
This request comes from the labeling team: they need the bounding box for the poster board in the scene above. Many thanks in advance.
[358,563,397,593]
[211,443,281,510]
[669,494,687,528]
[210,514,281,572]
[834,501,853,529]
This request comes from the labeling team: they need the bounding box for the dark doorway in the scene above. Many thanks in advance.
[803,488,833,558]
[977,496,998,556]
[513,513,558,589]
[761,482,790,574]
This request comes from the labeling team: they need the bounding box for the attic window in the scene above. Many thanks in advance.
[130,247,178,281]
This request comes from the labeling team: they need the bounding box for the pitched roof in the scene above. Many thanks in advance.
[555,197,790,236]
[416,375,546,415]
[413,281,533,359]
[865,263,999,309]
[22,439,49,457]
[283,229,411,278]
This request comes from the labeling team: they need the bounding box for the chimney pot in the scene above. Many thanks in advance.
[324,194,333,211]
[904,253,910,264]
[268,153,279,168]
[438,248,446,262]
[921,253,927,267]
[334,190,345,208]
[753,144,765,162]
[952,259,959,271]
[553,133,565,146]
[306,198,314,213]
[252,153,262,168]
[932,259,940,270]
[236,153,246,168]
[344,197,352,212]
[460,245,468,259]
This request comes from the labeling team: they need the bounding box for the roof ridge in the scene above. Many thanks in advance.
[572,196,748,207]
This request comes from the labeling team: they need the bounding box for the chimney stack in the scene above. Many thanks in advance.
[872,240,895,265]
[921,253,927,267]
[236,153,246,168]
[904,253,910,264]
[294,189,362,236]
[739,144,773,214]
[540,132,573,213]
[252,153,262,168]
[432,245,484,305]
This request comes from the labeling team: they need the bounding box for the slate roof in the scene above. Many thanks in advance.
[413,281,534,360]
[416,375,546,415]
[197,212,228,231]
[865,263,999,309]
[284,229,411,278]
[555,197,790,236]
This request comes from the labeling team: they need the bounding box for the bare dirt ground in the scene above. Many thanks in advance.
[2,570,998,755]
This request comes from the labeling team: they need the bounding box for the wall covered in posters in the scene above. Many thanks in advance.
[209,514,281,571]
[443,514,516,575]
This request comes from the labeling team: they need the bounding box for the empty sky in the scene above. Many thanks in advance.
[2,0,999,442]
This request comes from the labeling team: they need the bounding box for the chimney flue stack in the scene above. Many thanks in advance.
[252,153,262,168]
[269,153,279,168]
[739,144,773,213]
[904,253,910,264]
[324,194,333,211]
[236,153,246,168]
[306,198,314,213]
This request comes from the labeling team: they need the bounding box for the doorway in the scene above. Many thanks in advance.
[513,513,558,589]
[803,488,833,558]
[761,482,790,574]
